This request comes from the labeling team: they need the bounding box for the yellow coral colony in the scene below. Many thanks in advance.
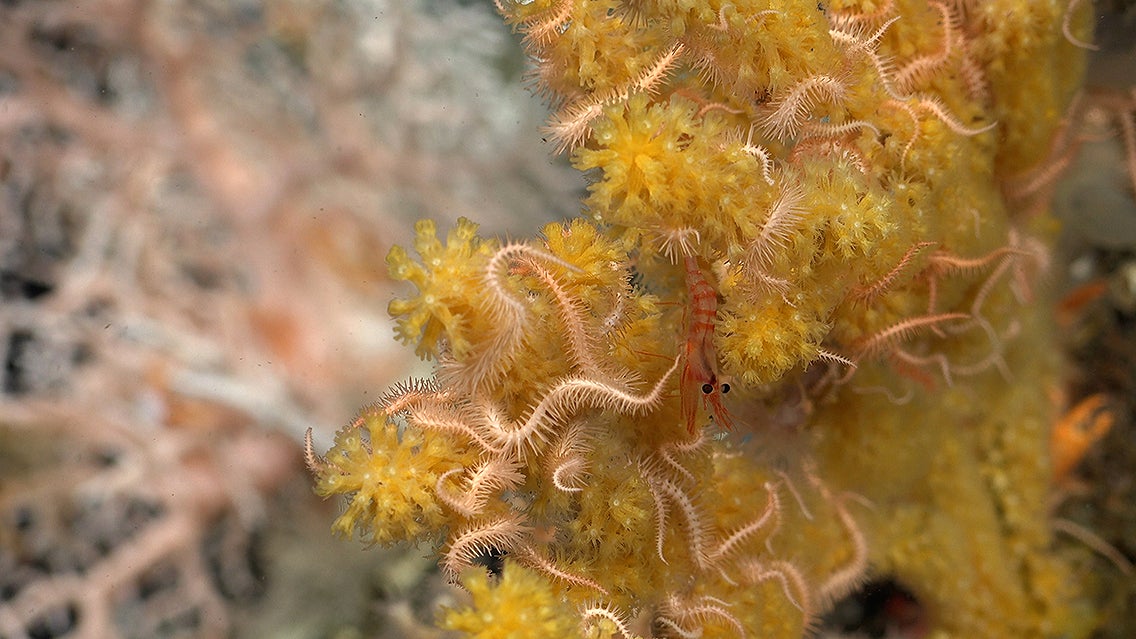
[311,1,1099,637]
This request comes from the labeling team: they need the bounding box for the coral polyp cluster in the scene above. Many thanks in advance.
[311,0,1103,637]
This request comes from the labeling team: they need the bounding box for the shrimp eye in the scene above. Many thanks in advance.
[721,383,731,394]
[701,383,714,394]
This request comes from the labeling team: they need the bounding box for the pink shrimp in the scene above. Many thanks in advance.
[681,256,735,433]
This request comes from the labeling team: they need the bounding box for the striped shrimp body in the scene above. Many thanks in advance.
[681,256,735,433]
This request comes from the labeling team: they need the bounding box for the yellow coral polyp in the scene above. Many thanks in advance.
[316,412,472,545]
[440,562,584,639]
[577,97,698,215]
[387,217,494,360]
[721,299,824,384]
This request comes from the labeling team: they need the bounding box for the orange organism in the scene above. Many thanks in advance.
[1055,277,1108,328]
[681,256,735,433]
[1050,393,1114,485]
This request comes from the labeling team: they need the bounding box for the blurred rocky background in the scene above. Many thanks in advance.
[0,1,576,637]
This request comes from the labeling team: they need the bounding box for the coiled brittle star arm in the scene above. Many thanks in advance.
[484,354,682,461]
